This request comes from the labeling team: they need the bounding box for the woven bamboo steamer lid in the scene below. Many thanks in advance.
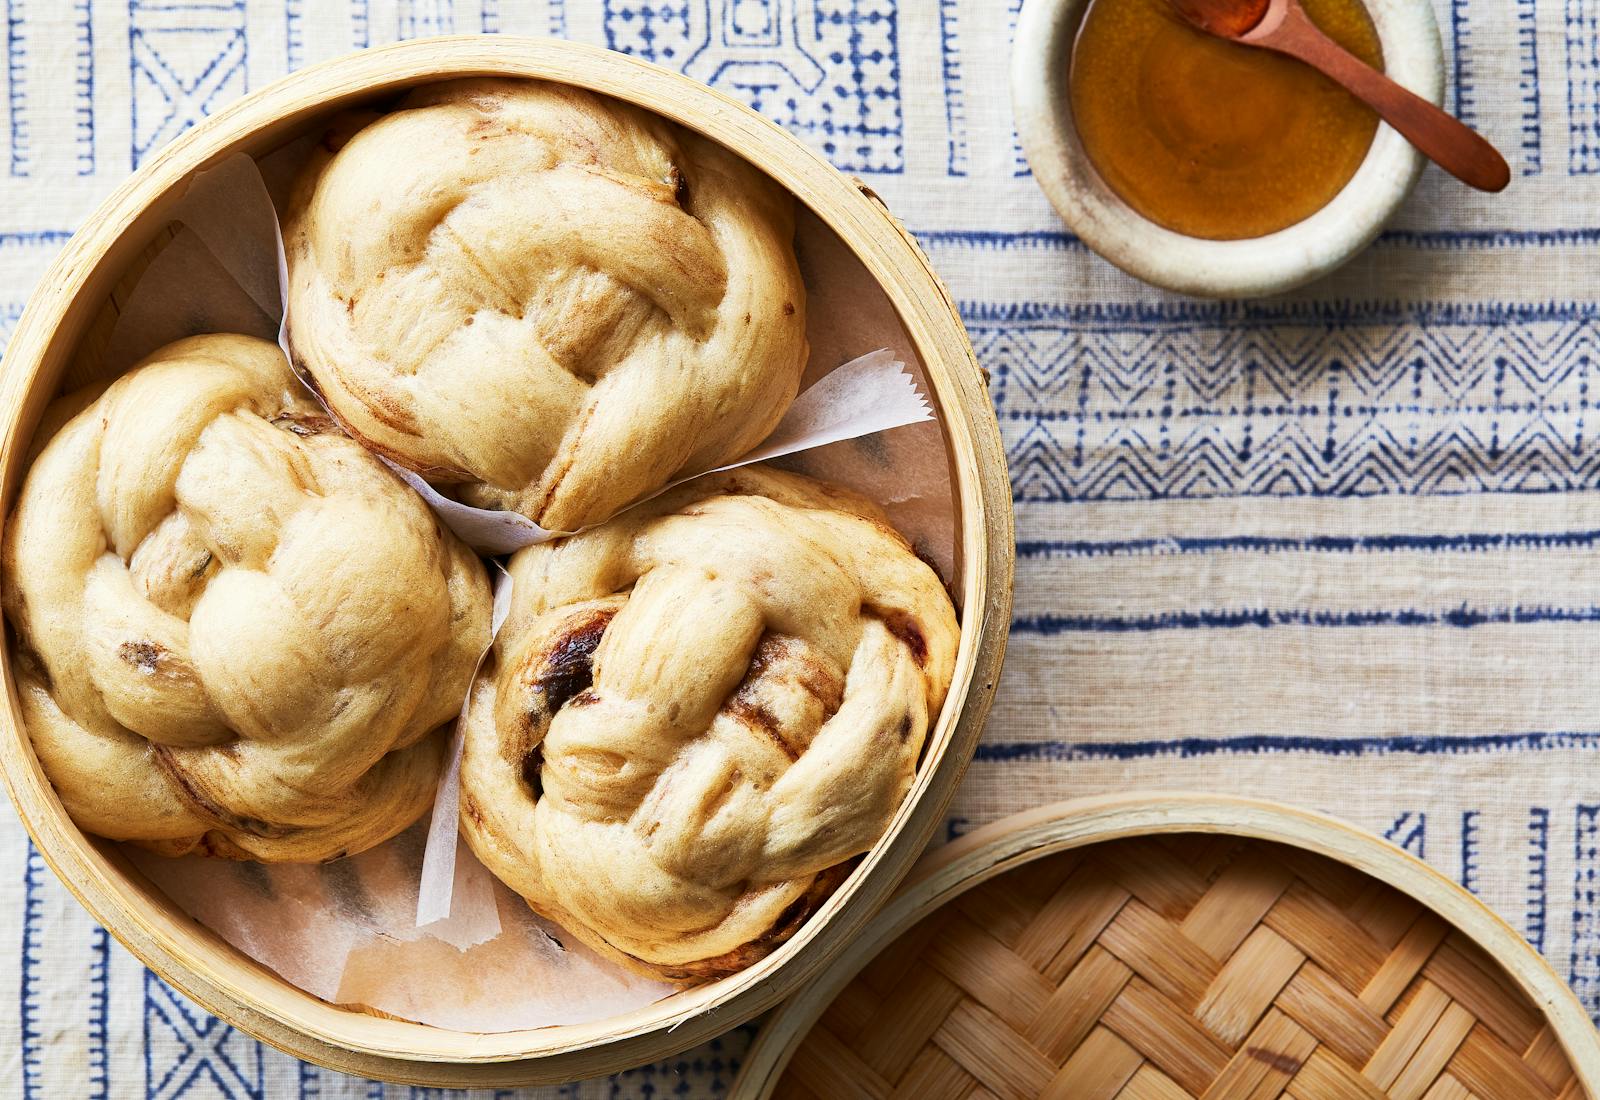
[0,37,1014,1085]
[735,793,1600,1099]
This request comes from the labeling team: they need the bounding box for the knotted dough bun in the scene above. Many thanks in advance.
[2,334,492,862]
[460,467,958,979]
[284,78,809,533]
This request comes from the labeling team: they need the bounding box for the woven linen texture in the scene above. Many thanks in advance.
[1,1,1598,1097]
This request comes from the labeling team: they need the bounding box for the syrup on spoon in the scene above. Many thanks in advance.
[1167,0,1510,192]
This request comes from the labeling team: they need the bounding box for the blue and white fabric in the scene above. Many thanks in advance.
[2,0,1598,1096]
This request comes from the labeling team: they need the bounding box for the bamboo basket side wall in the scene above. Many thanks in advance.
[0,38,1014,1086]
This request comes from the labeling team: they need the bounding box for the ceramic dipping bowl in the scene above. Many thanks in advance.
[1012,0,1446,297]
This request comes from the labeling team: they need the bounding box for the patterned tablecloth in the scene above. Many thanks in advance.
[3,0,1598,1096]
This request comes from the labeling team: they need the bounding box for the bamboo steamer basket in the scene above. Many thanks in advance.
[736,794,1600,1099]
[0,38,1014,1086]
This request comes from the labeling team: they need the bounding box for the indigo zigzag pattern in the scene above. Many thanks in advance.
[980,305,1600,501]
[8,0,1600,1095]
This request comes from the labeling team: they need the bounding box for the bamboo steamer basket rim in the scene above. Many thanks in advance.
[733,791,1600,1098]
[0,36,1015,1086]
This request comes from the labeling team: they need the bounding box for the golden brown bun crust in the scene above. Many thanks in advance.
[460,467,958,980]
[284,78,809,532]
[2,334,493,862]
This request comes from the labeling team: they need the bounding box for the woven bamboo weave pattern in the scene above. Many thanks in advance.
[771,836,1585,1100]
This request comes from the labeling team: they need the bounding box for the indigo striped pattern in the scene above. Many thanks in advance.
[5,1,1600,1095]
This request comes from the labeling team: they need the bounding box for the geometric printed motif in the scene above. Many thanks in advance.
[1383,810,1427,859]
[602,0,903,172]
[975,303,1600,501]
[10,1,1600,1096]
[129,0,248,167]
[1566,0,1600,173]
[7,0,32,179]
[937,0,1028,177]
[144,971,265,1100]
[1569,805,1600,1023]
[397,0,457,40]
[606,1025,755,1097]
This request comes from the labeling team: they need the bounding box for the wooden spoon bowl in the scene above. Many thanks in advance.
[1169,0,1509,191]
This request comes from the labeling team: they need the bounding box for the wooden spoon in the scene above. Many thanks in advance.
[1169,0,1510,192]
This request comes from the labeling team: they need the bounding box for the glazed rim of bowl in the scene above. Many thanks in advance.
[0,37,1014,1085]
[1011,0,1445,298]
[732,792,1600,1097]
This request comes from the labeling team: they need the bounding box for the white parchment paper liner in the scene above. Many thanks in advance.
[86,141,957,1031]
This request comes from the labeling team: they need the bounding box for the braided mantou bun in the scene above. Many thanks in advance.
[284,78,809,532]
[460,467,958,979]
[2,334,493,862]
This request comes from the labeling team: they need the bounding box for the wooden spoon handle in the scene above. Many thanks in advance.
[1249,4,1510,192]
